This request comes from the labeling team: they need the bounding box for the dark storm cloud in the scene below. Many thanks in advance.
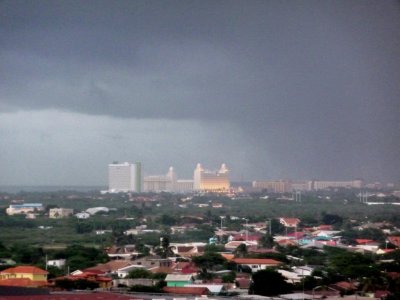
[1,0,399,182]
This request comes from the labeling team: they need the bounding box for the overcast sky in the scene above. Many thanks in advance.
[1,0,399,186]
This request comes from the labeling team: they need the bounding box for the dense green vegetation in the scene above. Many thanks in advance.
[0,189,399,253]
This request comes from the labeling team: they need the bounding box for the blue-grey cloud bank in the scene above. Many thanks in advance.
[0,0,399,185]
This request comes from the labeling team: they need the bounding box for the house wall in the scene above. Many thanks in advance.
[167,280,191,287]
[241,263,275,273]
[0,272,46,281]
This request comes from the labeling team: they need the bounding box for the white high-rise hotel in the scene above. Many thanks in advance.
[108,162,142,193]
[142,163,230,193]
[193,163,230,191]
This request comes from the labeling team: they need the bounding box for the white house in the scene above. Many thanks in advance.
[232,258,282,272]
[117,265,145,278]
[47,259,66,269]
[75,212,90,219]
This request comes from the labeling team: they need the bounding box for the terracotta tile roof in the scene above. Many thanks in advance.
[0,266,48,275]
[276,239,298,246]
[355,239,375,245]
[232,258,281,265]
[0,278,47,287]
[149,266,174,274]
[176,246,195,252]
[175,261,198,273]
[388,236,400,247]
[67,273,112,282]
[317,225,333,230]
[220,253,234,260]
[83,260,132,273]
[331,281,357,291]
[163,286,209,295]
[232,234,262,241]
[279,218,301,227]
[247,247,278,254]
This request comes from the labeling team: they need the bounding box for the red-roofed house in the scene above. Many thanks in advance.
[224,240,258,250]
[51,271,112,289]
[175,262,199,275]
[0,266,48,287]
[232,258,282,272]
[330,281,357,293]
[316,225,333,231]
[231,234,262,242]
[83,260,133,275]
[355,239,376,245]
[280,218,301,227]
[276,239,298,247]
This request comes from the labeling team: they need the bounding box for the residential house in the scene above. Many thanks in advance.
[75,212,90,219]
[47,259,66,269]
[116,265,145,278]
[224,240,258,251]
[280,218,301,228]
[330,281,357,294]
[0,266,48,287]
[277,269,302,284]
[170,243,206,257]
[6,204,44,216]
[354,239,380,252]
[232,258,282,272]
[231,233,263,242]
[106,245,139,259]
[312,230,341,238]
[292,266,314,277]
[52,271,112,289]
[113,278,155,288]
[165,274,194,287]
[49,208,74,219]
[174,262,199,275]
[184,284,225,294]
[275,239,298,247]
[129,257,175,272]
[84,260,134,277]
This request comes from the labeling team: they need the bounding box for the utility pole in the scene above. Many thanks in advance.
[243,218,248,242]
[268,219,272,235]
